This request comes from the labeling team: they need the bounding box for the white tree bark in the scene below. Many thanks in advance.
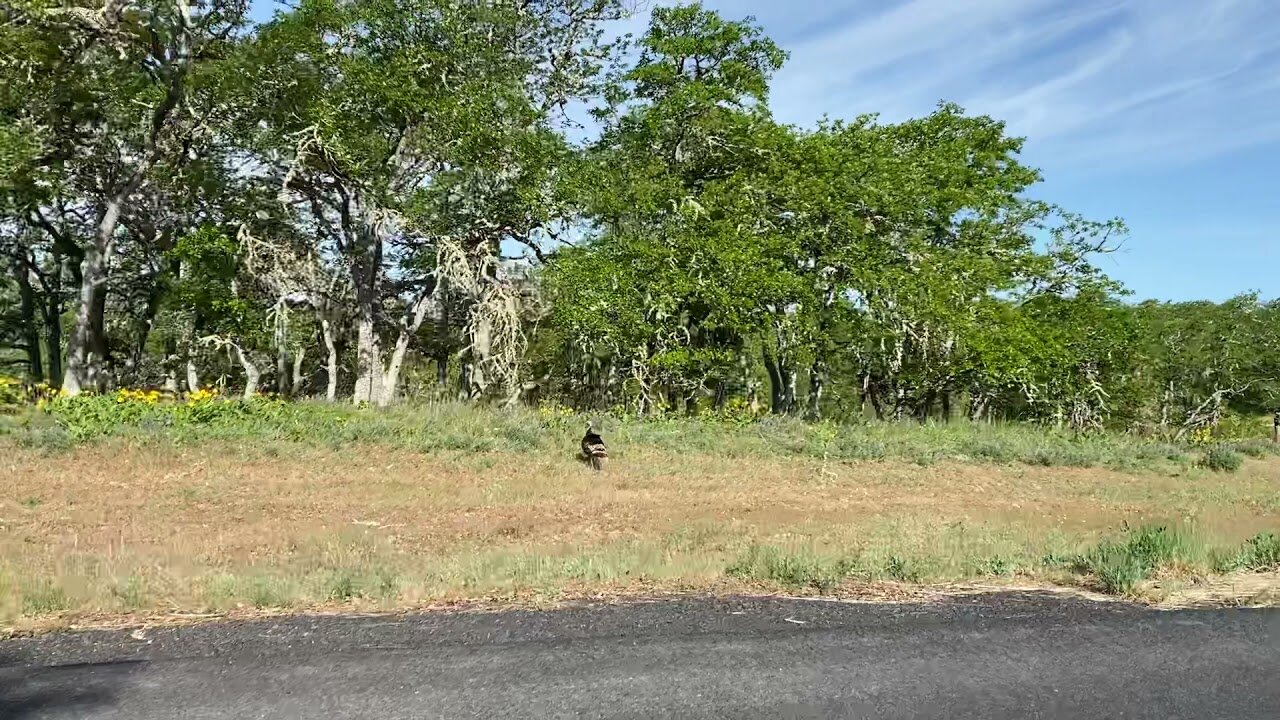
[234,344,261,400]
[186,357,201,393]
[292,345,306,397]
[382,290,435,403]
[352,314,386,406]
[321,316,339,402]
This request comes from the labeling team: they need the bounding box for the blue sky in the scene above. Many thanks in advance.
[253,0,1279,302]
[612,0,1280,302]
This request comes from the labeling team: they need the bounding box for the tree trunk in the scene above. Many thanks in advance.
[806,358,827,420]
[740,354,760,414]
[11,251,43,380]
[459,360,472,400]
[320,315,339,402]
[785,369,797,414]
[763,352,796,415]
[917,389,937,422]
[434,351,449,387]
[291,345,306,397]
[186,358,200,393]
[40,255,65,387]
[232,344,260,400]
[941,392,952,423]
[352,314,385,406]
[129,271,167,379]
[465,312,493,400]
[970,393,990,422]
[63,240,112,395]
[381,291,434,403]
[276,345,290,397]
[863,373,885,420]
[764,353,783,413]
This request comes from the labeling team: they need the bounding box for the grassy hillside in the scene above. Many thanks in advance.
[2,398,1279,631]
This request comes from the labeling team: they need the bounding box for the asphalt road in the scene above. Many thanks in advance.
[2,592,1278,719]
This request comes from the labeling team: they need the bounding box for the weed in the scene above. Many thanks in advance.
[21,496,42,508]
[1200,446,1244,473]
[1239,533,1280,571]
[248,577,293,608]
[22,583,69,615]
[1125,525,1192,569]
[726,545,854,591]
[112,575,146,609]
[1074,525,1196,595]
[1022,449,1055,467]
[1087,546,1148,595]
[1040,552,1075,569]
[883,555,922,583]
[980,556,1015,577]
[1215,533,1280,573]
[326,571,359,601]
[1232,441,1274,459]
[373,568,400,599]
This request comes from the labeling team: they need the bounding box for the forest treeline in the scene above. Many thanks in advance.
[1,1,1277,436]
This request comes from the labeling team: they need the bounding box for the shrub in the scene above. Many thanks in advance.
[1074,525,1194,595]
[1216,533,1280,573]
[1231,440,1277,459]
[0,375,24,409]
[1200,446,1243,473]
[979,556,1015,577]
[726,545,855,591]
[1238,533,1280,571]
[883,555,922,582]
[1087,546,1148,595]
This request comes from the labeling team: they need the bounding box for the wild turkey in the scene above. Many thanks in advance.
[581,423,608,471]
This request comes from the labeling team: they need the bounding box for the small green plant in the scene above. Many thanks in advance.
[1073,525,1194,595]
[1215,533,1280,573]
[1231,440,1278,459]
[726,545,853,591]
[326,571,359,601]
[22,582,70,615]
[979,556,1015,577]
[244,577,290,608]
[372,568,400,599]
[1124,525,1191,569]
[1239,533,1280,571]
[112,574,146,609]
[21,495,43,508]
[1086,545,1148,595]
[1200,446,1243,473]
[1021,449,1056,467]
[1040,552,1075,569]
[883,555,921,583]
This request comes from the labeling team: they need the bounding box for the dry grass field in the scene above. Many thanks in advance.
[4,403,1279,632]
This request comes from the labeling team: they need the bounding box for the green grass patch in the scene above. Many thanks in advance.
[726,545,857,591]
[1073,525,1198,595]
[1213,533,1280,573]
[4,396,1239,474]
[1200,446,1244,473]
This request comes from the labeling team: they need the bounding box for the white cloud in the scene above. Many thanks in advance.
[647,0,1280,173]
